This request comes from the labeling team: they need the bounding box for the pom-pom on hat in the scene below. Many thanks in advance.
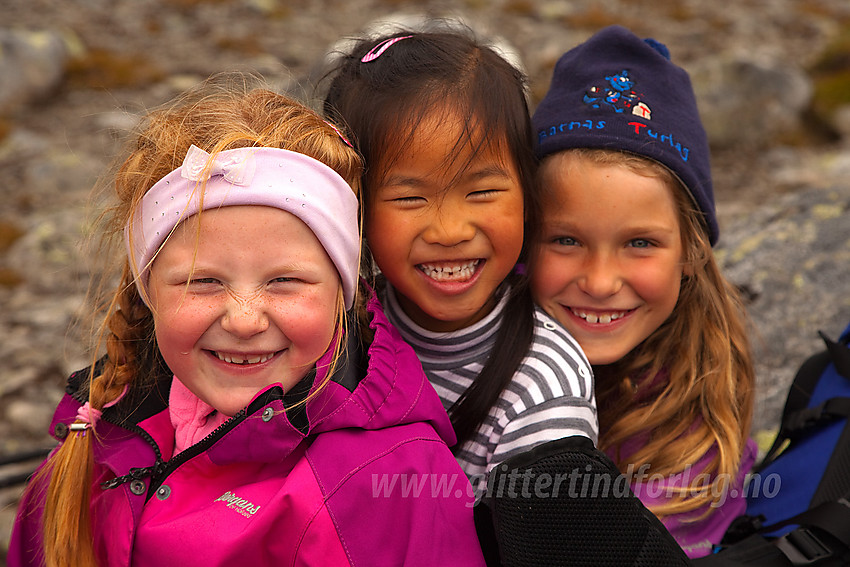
[532,25,718,245]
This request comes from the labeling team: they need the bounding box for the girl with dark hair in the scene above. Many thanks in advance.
[323,26,597,481]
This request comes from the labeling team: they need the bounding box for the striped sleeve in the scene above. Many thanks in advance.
[489,308,598,468]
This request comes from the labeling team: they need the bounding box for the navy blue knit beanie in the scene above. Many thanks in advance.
[532,25,718,245]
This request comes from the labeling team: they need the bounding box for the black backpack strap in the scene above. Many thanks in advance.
[699,496,850,566]
[822,330,850,379]
[811,408,850,506]
[759,497,850,547]
[781,397,850,437]
[691,534,794,566]
[757,331,850,472]
[749,492,850,567]
[757,349,831,471]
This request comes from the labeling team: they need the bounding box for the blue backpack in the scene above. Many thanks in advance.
[696,323,850,566]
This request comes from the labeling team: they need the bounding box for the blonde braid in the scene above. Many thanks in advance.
[37,266,154,567]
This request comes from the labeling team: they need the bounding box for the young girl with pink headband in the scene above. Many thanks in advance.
[9,79,484,567]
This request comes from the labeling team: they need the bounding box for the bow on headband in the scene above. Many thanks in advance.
[181,144,257,186]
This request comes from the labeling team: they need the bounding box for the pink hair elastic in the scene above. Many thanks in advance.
[324,119,354,148]
[361,35,413,63]
[125,145,360,308]
[70,384,129,434]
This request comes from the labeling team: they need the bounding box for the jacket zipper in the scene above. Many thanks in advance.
[97,384,287,499]
[98,408,248,500]
[97,415,165,490]
[144,409,248,499]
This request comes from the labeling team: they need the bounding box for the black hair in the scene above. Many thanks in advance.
[322,25,540,448]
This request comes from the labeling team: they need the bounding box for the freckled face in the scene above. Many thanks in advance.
[147,205,340,416]
[531,155,685,365]
[366,113,525,332]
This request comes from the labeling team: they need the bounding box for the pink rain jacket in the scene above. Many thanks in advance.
[9,293,484,567]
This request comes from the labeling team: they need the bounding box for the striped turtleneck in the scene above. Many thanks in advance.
[383,285,598,479]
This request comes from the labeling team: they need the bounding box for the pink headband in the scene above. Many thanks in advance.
[125,145,360,308]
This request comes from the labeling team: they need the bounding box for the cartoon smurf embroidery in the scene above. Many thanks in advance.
[583,69,651,119]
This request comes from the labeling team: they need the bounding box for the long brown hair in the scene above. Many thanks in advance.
[553,148,755,518]
[32,75,363,567]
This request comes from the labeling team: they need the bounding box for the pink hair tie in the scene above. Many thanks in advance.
[70,384,129,434]
[360,35,412,63]
[71,403,102,432]
[324,119,353,148]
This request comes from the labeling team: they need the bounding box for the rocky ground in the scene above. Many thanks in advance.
[2,0,850,559]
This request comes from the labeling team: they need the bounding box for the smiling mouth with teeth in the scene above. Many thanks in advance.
[570,308,632,324]
[417,260,480,282]
[213,351,276,365]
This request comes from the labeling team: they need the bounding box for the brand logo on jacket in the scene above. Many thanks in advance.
[214,491,261,518]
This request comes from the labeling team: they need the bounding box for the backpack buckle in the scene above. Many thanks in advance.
[775,527,832,565]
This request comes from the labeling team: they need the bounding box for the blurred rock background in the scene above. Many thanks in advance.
[1,0,849,560]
